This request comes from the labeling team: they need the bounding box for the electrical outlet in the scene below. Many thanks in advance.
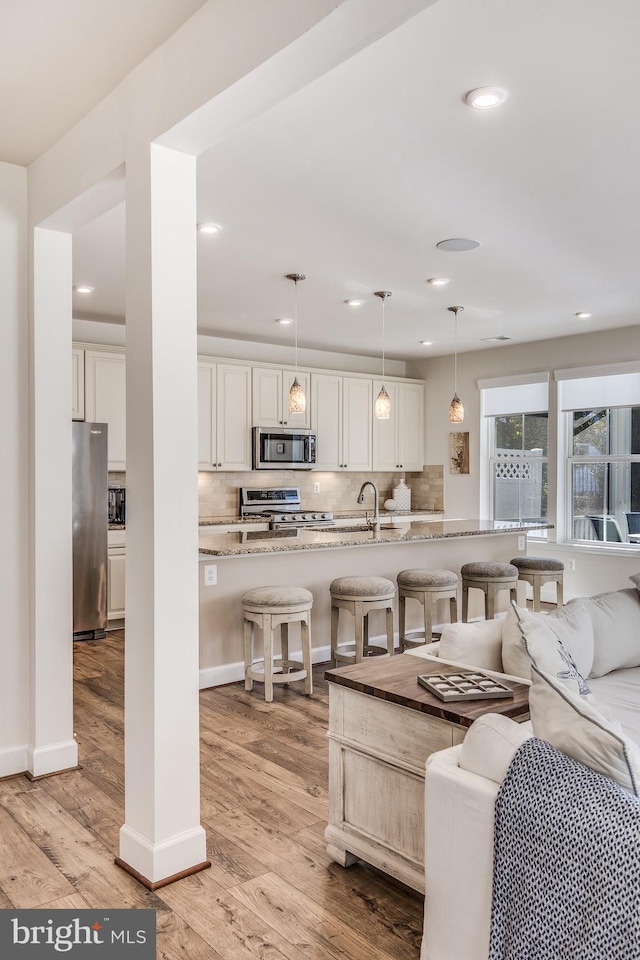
[203,564,217,586]
[567,558,576,572]
[517,536,525,551]
[313,482,321,494]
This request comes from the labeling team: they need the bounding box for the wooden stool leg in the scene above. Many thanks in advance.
[244,618,253,691]
[556,577,564,608]
[280,621,290,676]
[263,615,274,703]
[355,602,365,661]
[386,604,394,656]
[509,585,517,609]
[331,604,339,666]
[449,595,458,625]
[423,592,433,645]
[532,577,542,612]
[399,594,406,652]
[485,584,495,621]
[301,615,313,695]
[462,584,469,622]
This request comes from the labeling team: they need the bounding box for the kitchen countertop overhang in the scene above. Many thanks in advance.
[198,519,553,558]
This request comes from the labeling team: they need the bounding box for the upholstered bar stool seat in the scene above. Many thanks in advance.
[397,568,458,651]
[330,576,395,665]
[510,556,564,611]
[242,586,313,702]
[461,561,518,622]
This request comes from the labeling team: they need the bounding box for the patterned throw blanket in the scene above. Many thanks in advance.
[489,737,640,960]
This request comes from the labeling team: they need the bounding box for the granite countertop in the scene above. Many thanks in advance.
[108,523,126,530]
[197,509,441,527]
[198,518,552,557]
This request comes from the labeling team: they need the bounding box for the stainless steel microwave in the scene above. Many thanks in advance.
[252,427,316,470]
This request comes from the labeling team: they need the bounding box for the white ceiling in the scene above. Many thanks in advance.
[54,0,640,358]
[0,0,206,165]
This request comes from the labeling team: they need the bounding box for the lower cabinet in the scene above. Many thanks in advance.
[107,547,126,621]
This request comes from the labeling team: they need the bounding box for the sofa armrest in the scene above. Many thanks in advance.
[422,747,499,960]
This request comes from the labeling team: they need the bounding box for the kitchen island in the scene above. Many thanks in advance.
[198,518,550,688]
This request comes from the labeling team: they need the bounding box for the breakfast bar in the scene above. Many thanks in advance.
[197,518,549,687]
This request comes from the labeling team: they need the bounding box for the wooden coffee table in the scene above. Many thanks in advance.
[324,653,529,893]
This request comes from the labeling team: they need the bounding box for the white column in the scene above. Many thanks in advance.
[118,143,207,886]
[28,227,78,778]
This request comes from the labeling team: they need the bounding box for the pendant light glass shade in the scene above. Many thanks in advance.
[286,273,306,413]
[374,290,392,420]
[447,305,464,423]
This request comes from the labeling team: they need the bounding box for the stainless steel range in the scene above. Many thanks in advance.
[239,487,334,529]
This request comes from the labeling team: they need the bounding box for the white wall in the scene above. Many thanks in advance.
[0,161,29,775]
[414,324,640,597]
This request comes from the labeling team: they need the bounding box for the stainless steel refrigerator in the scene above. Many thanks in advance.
[72,421,108,640]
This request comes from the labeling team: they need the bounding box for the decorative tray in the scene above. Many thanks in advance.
[417,671,514,702]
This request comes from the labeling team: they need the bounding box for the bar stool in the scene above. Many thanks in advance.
[510,556,564,611]
[461,561,518,622]
[330,576,395,665]
[397,568,458,651]
[242,586,313,702]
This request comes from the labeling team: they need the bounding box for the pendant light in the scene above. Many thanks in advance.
[448,305,464,423]
[374,290,392,419]
[285,273,306,413]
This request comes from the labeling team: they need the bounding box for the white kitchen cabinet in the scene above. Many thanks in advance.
[84,350,126,469]
[107,548,126,621]
[252,367,311,429]
[311,374,372,470]
[72,348,84,420]
[372,380,424,472]
[198,361,252,470]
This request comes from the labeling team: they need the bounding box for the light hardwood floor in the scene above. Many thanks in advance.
[0,631,424,959]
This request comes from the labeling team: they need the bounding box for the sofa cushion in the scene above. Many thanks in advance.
[459,714,533,785]
[590,667,640,746]
[502,602,595,681]
[581,588,640,677]
[439,618,504,673]
[529,665,640,795]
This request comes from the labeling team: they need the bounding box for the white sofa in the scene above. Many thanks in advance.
[414,586,640,960]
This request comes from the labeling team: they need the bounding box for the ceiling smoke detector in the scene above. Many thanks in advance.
[436,238,481,252]
[481,336,512,342]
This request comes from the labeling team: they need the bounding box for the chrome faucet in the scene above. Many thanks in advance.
[357,481,380,533]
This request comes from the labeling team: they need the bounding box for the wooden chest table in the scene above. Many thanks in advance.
[324,653,529,893]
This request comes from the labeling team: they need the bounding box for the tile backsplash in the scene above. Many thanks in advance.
[198,466,444,519]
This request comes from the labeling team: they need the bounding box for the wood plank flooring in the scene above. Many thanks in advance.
[0,631,424,959]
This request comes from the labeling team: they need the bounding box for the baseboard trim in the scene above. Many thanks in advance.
[199,643,332,689]
[0,746,28,779]
[27,739,79,779]
[114,857,211,891]
[26,764,82,782]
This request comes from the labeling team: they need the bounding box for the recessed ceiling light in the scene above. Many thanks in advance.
[436,238,481,252]
[345,299,364,306]
[575,311,593,319]
[275,318,293,325]
[197,222,222,235]
[427,278,450,286]
[420,340,433,346]
[465,87,507,109]
[73,284,94,294]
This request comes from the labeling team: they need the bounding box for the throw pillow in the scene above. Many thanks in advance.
[438,618,504,673]
[529,665,640,796]
[502,601,595,682]
[583,588,640,677]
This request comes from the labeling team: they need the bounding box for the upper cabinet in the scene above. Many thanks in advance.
[311,374,372,471]
[198,361,252,470]
[372,380,424,472]
[252,367,311,429]
[84,350,126,470]
[72,348,85,420]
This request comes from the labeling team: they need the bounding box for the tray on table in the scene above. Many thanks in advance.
[417,670,514,702]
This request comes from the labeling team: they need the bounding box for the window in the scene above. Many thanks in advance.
[479,374,549,528]
[557,363,640,547]
[568,407,640,543]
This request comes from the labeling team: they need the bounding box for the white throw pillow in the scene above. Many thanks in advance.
[459,713,532,785]
[529,666,640,796]
[584,588,640,677]
[502,601,595,681]
[438,618,504,673]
